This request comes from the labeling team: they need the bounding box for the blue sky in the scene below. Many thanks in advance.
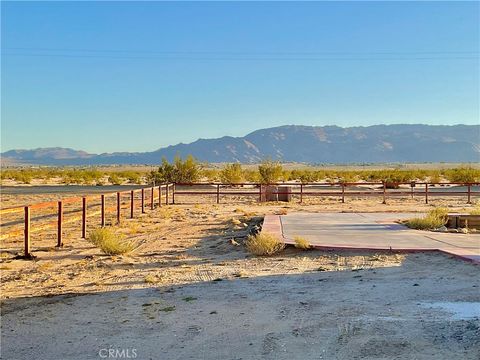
[2,1,479,153]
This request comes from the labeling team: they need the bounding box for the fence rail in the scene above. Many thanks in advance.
[0,183,175,258]
[1,181,479,259]
[173,181,480,205]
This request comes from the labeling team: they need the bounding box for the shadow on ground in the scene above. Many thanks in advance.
[2,252,479,360]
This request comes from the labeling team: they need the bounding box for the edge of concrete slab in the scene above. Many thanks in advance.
[262,214,480,265]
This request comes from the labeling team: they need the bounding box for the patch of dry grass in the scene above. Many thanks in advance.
[158,207,176,219]
[469,205,480,215]
[88,228,134,255]
[405,207,448,230]
[245,232,285,256]
[234,208,257,217]
[37,262,54,271]
[144,274,160,284]
[230,218,242,225]
[294,236,311,250]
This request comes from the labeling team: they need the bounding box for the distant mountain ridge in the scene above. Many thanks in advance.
[2,124,479,165]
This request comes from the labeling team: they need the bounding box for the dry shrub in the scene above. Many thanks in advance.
[88,228,134,255]
[230,218,242,225]
[405,207,448,230]
[246,232,285,256]
[144,274,159,284]
[294,236,311,250]
[158,207,176,219]
[469,205,480,215]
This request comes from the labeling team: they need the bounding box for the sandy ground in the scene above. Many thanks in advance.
[1,194,479,359]
[1,254,479,360]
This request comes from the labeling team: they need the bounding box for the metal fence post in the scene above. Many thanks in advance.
[158,185,162,207]
[82,197,87,238]
[172,183,176,204]
[24,206,31,258]
[165,184,169,205]
[141,188,145,213]
[259,184,262,202]
[467,184,471,204]
[425,183,429,204]
[130,190,134,218]
[300,184,303,204]
[151,187,154,210]
[341,183,345,203]
[101,194,105,227]
[117,192,121,223]
[216,184,220,204]
[382,182,386,204]
[57,201,63,247]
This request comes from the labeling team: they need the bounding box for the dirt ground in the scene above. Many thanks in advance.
[1,195,479,359]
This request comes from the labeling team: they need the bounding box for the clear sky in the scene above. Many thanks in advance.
[1,1,479,153]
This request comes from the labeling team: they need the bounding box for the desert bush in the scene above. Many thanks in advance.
[337,171,359,183]
[443,167,480,183]
[61,169,103,184]
[294,236,311,250]
[202,169,220,182]
[149,155,201,184]
[245,232,285,256]
[108,173,122,185]
[428,170,442,183]
[220,163,244,184]
[174,155,202,183]
[290,169,320,183]
[258,160,283,184]
[405,207,449,230]
[244,169,260,183]
[116,170,142,184]
[88,228,134,255]
[15,171,33,184]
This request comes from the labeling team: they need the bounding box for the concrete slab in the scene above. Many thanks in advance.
[263,212,480,263]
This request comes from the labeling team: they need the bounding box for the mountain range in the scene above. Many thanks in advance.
[1,124,479,165]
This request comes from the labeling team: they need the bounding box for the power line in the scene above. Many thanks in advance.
[2,46,478,55]
[3,53,478,61]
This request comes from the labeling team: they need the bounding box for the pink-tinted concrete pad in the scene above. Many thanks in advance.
[262,212,480,264]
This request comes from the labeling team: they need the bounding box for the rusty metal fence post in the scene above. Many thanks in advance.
[141,188,145,213]
[158,185,162,207]
[300,184,303,204]
[382,182,387,204]
[82,197,87,238]
[259,184,262,202]
[57,201,63,247]
[172,183,176,204]
[467,184,471,204]
[216,184,220,204]
[425,183,429,204]
[116,192,121,223]
[151,187,154,210]
[101,194,105,227]
[24,206,31,258]
[165,184,169,205]
[130,190,134,218]
[341,183,345,203]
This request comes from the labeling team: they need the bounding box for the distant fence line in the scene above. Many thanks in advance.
[0,181,478,259]
[172,181,480,205]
